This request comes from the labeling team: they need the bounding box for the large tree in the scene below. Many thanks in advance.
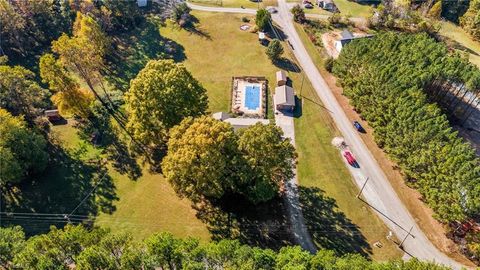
[460,0,480,41]
[161,116,239,202]
[256,9,271,31]
[125,60,208,161]
[0,226,25,268]
[40,53,93,118]
[0,63,48,121]
[266,39,284,62]
[238,123,296,203]
[0,109,48,185]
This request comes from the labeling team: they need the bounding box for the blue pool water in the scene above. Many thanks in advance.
[244,85,260,110]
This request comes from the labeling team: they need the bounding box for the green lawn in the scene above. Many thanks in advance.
[296,0,373,18]
[160,10,400,259]
[51,122,211,241]
[294,22,401,260]
[188,0,277,9]
[440,21,480,68]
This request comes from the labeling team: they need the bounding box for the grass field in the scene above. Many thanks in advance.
[293,22,401,260]
[159,10,400,258]
[296,0,374,18]
[440,21,480,68]
[188,0,277,9]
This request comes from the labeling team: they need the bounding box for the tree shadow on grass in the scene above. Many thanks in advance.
[274,58,301,73]
[193,194,295,250]
[183,15,212,40]
[1,144,119,236]
[298,186,371,256]
[104,16,186,92]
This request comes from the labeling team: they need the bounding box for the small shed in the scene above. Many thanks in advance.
[45,109,61,122]
[274,85,295,111]
[258,32,266,40]
[276,70,287,86]
[335,30,355,52]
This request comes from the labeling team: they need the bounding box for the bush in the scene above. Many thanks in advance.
[324,57,334,72]
[291,4,306,23]
[242,16,250,23]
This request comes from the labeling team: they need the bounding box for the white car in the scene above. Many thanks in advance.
[267,7,278,13]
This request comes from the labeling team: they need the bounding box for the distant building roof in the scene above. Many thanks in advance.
[259,32,266,40]
[137,0,147,7]
[274,85,295,106]
[340,29,354,40]
[224,118,270,130]
[276,70,287,83]
[44,109,59,116]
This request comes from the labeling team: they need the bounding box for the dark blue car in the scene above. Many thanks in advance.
[353,121,364,132]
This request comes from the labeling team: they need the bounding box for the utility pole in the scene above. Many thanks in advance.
[399,226,414,249]
[356,177,369,198]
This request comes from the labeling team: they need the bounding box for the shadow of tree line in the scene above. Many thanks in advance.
[1,143,118,236]
[192,185,371,255]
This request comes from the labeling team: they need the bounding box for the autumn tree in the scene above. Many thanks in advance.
[237,123,296,203]
[460,0,480,41]
[266,39,284,62]
[125,60,208,161]
[0,63,48,121]
[161,116,239,202]
[0,226,25,268]
[427,1,442,19]
[256,9,271,31]
[0,109,48,185]
[39,53,93,118]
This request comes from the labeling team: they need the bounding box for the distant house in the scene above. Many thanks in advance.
[276,70,287,86]
[317,0,335,11]
[212,112,270,131]
[137,0,147,7]
[45,109,61,122]
[334,29,373,52]
[274,85,295,111]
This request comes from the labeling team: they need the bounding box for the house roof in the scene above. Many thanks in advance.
[340,29,354,40]
[274,85,295,106]
[212,112,231,121]
[224,118,270,130]
[44,109,59,116]
[276,70,287,82]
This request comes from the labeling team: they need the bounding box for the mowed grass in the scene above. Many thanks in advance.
[294,23,401,260]
[440,21,480,68]
[50,122,211,241]
[188,0,277,9]
[160,10,400,259]
[297,0,373,18]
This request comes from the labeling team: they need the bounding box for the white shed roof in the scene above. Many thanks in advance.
[276,70,287,82]
[274,85,295,106]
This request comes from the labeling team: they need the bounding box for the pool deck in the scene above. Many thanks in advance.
[231,76,267,118]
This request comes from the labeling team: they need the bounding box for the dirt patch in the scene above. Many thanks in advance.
[322,32,340,58]
[318,69,476,267]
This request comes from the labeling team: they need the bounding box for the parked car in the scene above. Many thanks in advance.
[353,121,364,133]
[267,7,277,13]
[343,150,356,165]
[303,2,314,8]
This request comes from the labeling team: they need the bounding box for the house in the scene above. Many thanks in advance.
[212,112,270,131]
[274,85,295,111]
[334,30,373,52]
[317,0,335,11]
[276,70,287,86]
[137,0,147,7]
[44,109,61,122]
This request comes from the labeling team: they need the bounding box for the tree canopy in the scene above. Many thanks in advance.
[256,9,271,31]
[333,32,480,222]
[2,225,452,270]
[460,0,480,41]
[266,39,284,62]
[125,60,208,161]
[0,109,48,185]
[162,117,296,204]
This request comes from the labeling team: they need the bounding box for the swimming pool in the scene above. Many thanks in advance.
[244,85,260,110]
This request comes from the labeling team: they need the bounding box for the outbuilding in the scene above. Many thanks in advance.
[274,85,295,111]
[276,70,287,86]
[45,109,61,122]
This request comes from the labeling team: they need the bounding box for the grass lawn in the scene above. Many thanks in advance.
[51,122,211,241]
[188,0,277,9]
[294,22,401,260]
[160,10,400,258]
[296,0,373,18]
[439,21,480,68]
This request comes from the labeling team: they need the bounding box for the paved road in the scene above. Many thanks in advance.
[187,2,467,269]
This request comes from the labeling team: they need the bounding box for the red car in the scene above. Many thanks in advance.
[343,150,356,166]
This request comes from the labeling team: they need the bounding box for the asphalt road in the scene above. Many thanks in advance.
[187,2,468,268]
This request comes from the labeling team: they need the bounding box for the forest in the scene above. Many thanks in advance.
[0,224,452,269]
[333,32,480,223]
